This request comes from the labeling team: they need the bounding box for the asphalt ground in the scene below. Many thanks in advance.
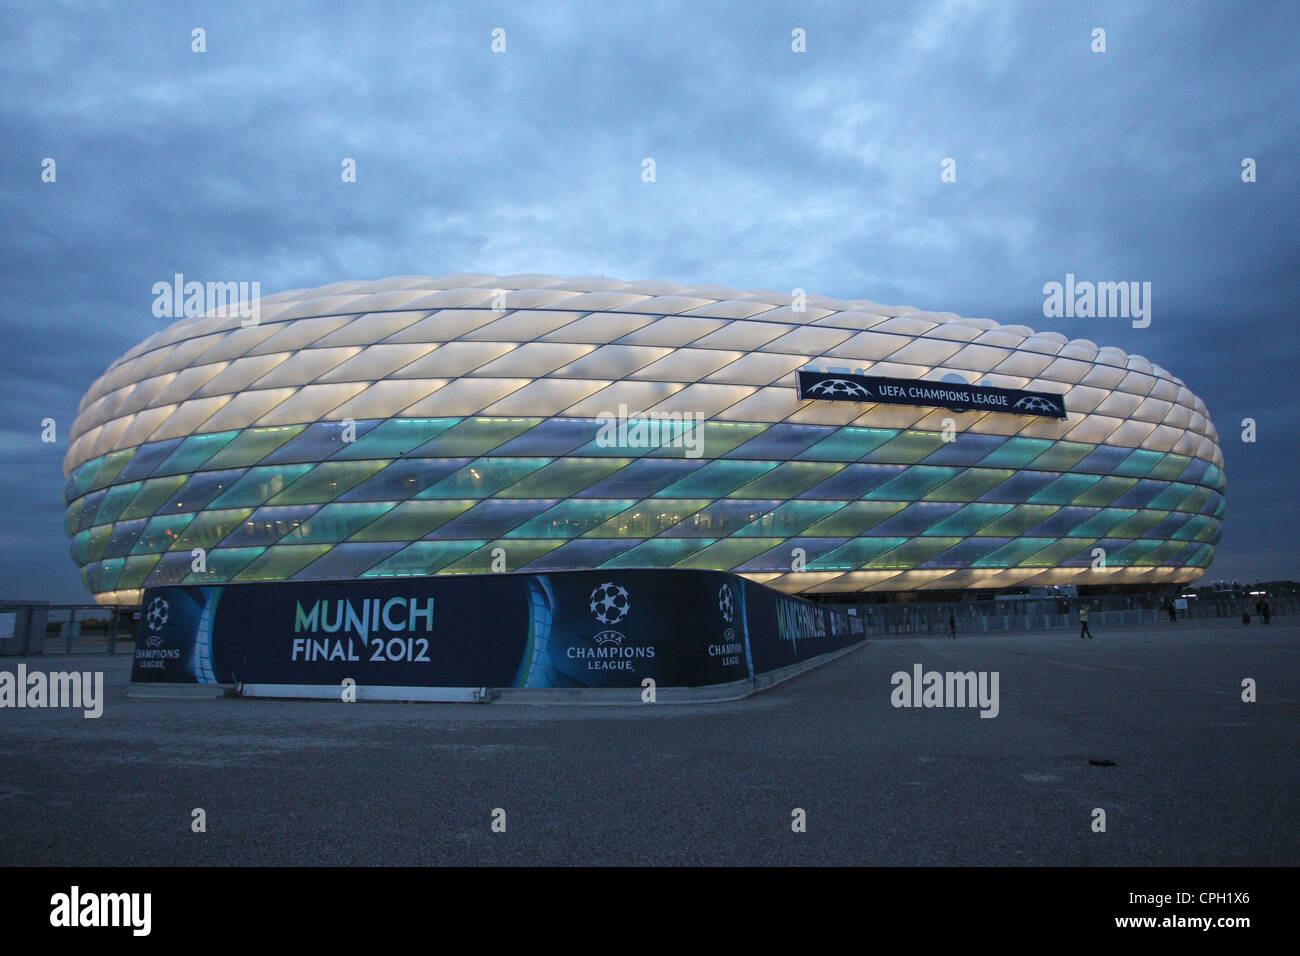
[1,619,1295,866]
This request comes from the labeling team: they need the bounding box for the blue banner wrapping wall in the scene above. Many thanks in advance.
[133,569,864,690]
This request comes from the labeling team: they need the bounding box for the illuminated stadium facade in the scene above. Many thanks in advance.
[64,274,1225,607]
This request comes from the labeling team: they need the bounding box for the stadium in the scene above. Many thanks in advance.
[63,273,1225,607]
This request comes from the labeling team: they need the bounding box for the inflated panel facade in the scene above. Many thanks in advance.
[63,274,1225,605]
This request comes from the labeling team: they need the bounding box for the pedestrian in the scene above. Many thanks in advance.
[947,613,956,640]
[1079,604,1093,639]
[1261,600,1272,625]
[1241,603,1251,625]
[1165,600,1177,623]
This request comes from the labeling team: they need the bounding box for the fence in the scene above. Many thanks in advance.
[0,603,136,656]
[823,595,1297,638]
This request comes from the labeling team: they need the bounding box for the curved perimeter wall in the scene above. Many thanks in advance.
[64,274,1225,605]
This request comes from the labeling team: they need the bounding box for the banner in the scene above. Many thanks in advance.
[797,370,1067,419]
[133,569,845,691]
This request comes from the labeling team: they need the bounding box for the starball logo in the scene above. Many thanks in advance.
[568,582,655,672]
[709,583,744,667]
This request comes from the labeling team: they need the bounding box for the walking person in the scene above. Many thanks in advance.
[1079,603,1093,639]
[1261,600,1272,625]
[947,612,956,640]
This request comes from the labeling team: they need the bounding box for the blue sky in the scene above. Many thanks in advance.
[2,0,1296,601]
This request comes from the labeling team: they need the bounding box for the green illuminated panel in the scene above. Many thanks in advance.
[426,418,541,457]
[1170,514,1212,541]
[798,427,896,462]
[169,508,255,551]
[210,465,313,508]
[81,449,134,495]
[809,537,910,571]
[233,544,335,582]
[972,538,1056,568]
[672,537,783,569]
[1147,454,1192,481]
[269,461,389,505]
[866,537,963,570]
[801,501,908,537]
[1148,482,1195,511]
[866,466,960,501]
[1025,441,1092,472]
[924,503,1014,536]
[362,540,487,576]
[1019,538,1095,567]
[65,496,85,536]
[439,539,564,574]
[181,546,264,583]
[863,431,949,465]
[1180,486,1214,514]
[602,538,712,568]
[729,461,845,499]
[85,525,113,563]
[119,476,189,520]
[1068,508,1137,538]
[68,460,103,500]
[583,500,709,538]
[1073,476,1137,507]
[690,422,768,457]
[978,437,1054,469]
[330,418,460,460]
[1113,448,1164,478]
[116,554,162,589]
[204,426,306,469]
[131,513,198,554]
[282,502,396,544]
[96,557,125,591]
[156,431,239,475]
[1028,473,1101,505]
[1134,539,1189,566]
[93,480,144,527]
[1109,509,1172,538]
[923,468,1015,502]
[1202,464,1225,492]
[499,458,631,498]
[417,458,550,499]
[348,500,476,541]
[979,505,1060,536]
[733,500,847,537]
[71,530,91,565]
[1105,539,1165,567]
[505,500,637,538]
[655,460,777,498]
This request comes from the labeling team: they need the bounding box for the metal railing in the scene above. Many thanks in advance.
[0,603,137,656]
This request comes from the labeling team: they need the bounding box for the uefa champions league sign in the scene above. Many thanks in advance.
[797,370,1067,419]
[133,569,863,694]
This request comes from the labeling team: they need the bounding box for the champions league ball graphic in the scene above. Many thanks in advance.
[807,378,872,399]
[145,596,169,631]
[718,585,734,623]
[589,582,631,625]
[1013,395,1060,415]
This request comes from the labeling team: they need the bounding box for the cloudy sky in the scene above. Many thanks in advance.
[2,0,1295,602]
